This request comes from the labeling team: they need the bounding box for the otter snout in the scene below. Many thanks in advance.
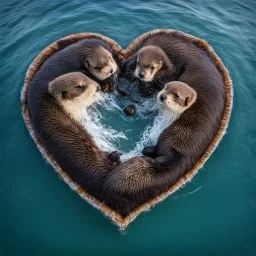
[135,67,154,82]
[139,72,144,79]
[159,93,167,102]
[96,85,100,92]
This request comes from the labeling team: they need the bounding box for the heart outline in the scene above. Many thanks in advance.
[21,30,233,230]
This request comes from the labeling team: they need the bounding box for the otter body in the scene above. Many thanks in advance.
[28,32,226,217]
[28,71,121,197]
[30,37,118,103]
[122,32,221,96]
[99,33,226,216]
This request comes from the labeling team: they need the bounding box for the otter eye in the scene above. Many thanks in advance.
[150,66,154,70]
[94,67,100,70]
[173,93,179,98]
[74,85,83,89]
[109,56,111,59]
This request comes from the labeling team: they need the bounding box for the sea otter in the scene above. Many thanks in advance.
[100,32,226,214]
[33,37,118,94]
[121,31,220,97]
[121,36,174,96]
[98,81,205,216]
[87,33,225,217]
[28,72,122,195]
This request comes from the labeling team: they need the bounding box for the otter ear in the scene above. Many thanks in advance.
[157,60,162,68]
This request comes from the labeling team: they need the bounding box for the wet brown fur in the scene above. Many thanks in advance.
[98,32,226,216]
[34,37,119,94]
[28,41,121,196]
[28,32,225,217]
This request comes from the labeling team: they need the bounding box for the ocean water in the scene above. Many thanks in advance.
[80,83,172,161]
[1,0,256,255]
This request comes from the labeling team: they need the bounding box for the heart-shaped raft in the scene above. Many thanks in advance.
[21,29,233,230]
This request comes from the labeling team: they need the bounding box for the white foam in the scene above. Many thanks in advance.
[79,92,178,161]
[122,106,179,160]
[80,92,127,152]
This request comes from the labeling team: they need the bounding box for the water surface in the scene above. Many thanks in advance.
[1,0,256,255]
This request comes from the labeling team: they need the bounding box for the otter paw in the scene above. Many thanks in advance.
[153,156,172,167]
[108,151,123,163]
[142,146,156,157]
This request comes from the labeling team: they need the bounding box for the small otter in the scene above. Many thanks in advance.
[158,81,197,116]
[121,37,175,96]
[100,30,226,215]
[135,46,173,83]
[122,32,216,96]
[55,37,118,82]
[28,72,121,197]
[142,81,197,160]
[99,81,197,216]
[32,37,118,94]
[48,72,100,120]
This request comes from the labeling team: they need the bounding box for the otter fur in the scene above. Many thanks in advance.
[121,32,218,96]
[99,32,226,216]
[28,72,121,196]
[28,32,226,217]
[34,37,118,94]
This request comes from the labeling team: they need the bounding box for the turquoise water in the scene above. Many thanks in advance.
[1,0,256,255]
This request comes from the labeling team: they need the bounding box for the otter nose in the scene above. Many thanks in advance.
[139,72,144,79]
[110,69,113,74]
[96,85,100,92]
[160,94,167,102]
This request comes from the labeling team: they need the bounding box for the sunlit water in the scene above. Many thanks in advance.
[1,0,255,255]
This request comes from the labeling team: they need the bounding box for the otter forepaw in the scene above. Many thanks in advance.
[142,146,156,157]
[154,156,172,167]
[108,151,123,163]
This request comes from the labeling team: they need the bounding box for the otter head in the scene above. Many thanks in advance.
[135,46,172,82]
[48,72,100,120]
[84,46,117,81]
[158,81,197,113]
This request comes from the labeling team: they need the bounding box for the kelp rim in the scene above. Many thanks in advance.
[21,30,233,230]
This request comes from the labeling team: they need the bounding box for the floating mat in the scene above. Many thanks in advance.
[21,30,233,230]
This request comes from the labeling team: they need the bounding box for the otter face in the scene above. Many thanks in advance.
[48,72,100,119]
[158,81,197,113]
[135,46,168,82]
[85,47,117,81]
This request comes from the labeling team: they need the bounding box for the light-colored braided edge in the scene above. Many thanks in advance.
[21,30,233,231]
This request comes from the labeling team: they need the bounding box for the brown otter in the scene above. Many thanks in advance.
[134,46,173,84]
[33,37,118,94]
[142,81,197,160]
[121,37,174,96]
[99,81,200,216]
[48,72,101,120]
[122,31,214,97]
[28,72,122,196]
[27,32,226,218]
[98,30,226,216]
